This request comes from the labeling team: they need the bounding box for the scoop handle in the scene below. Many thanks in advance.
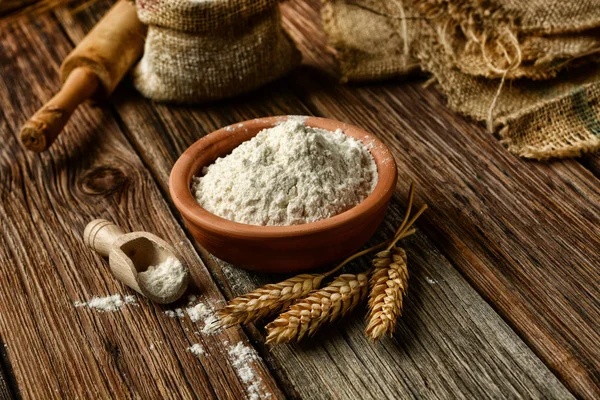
[83,219,125,257]
[19,67,99,152]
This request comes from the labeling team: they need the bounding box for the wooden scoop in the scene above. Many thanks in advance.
[20,0,147,152]
[83,219,189,304]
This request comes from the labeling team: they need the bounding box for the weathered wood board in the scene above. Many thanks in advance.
[0,14,282,400]
[54,1,578,399]
[0,0,597,398]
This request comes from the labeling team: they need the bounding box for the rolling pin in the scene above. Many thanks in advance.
[19,0,147,152]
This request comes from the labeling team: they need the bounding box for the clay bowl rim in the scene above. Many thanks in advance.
[169,116,397,239]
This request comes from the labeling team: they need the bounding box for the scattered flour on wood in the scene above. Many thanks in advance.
[83,295,123,311]
[426,277,438,285]
[186,302,213,322]
[164,308,185,318]
[228,342,270,400]
[187,301,222,335]
[138,256,187,299]
[193,119,378,226]
[220,262,253,294]
[188,344,205,357]
[74,294,136,312]
[162,296,222,334]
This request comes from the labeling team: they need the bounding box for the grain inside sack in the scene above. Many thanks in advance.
[133,0,301,103]
[321,0,600,159]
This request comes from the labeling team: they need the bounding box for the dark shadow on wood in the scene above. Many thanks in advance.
[0,335,19,399]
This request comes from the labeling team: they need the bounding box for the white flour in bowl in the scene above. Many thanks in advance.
[192,118,378,226]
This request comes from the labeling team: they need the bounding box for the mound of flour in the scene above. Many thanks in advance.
[138,257,187,299]
[192,118,378,226]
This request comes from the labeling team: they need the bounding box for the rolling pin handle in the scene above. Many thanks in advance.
[84,219,125,257]
[19,67,99,153]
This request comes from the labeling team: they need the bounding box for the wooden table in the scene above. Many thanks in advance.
[1,1,599,399]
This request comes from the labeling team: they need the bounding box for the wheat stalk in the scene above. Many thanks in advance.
[265,273,369,344]
[217,273,326,328]
[217,240,394,328]
[365,183,427,341]
[366,247,408,340]
[218,184,426,343]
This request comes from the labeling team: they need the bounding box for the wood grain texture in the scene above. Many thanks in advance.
[282,1,600,397]
[73,91,577,398]
[53,2,576,399]
[0,15,282,400]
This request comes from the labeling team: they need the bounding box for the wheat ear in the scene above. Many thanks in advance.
[366,183,428,341]
[366,247,409,340]
[217,274,326,328]
[217,239,393,328]
[265,273,369,344]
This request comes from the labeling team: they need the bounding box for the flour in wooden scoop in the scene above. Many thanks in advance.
[138,256,186,299]
[192,118,378,226]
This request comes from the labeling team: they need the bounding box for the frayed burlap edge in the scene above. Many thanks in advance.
[499,84,600,159]
[433,23,600,80]
[419,0,600,80]
[417,28,600,160]
[418,0,600,36]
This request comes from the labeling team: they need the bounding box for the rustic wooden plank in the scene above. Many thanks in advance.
[214,207,576,400]
[76,93,578,399]
[0,15,283,400]
[55,2,575,399]
[281,0,600,397]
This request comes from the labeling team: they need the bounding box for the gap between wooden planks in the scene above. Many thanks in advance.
[55,1,579,399]
[0,14,283,400]
[0,341,13,400]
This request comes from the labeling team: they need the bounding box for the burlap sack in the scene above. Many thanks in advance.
[321,0,421,82]
[418,32,600,159]
[133,0,300,103]
[321,0,600,159]
[322,0,600,82]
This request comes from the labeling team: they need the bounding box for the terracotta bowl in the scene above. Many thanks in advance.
[169,116,397,273]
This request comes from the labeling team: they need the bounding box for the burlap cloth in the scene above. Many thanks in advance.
[321,0,600,159]
[321,0,421,82]
[134,0,300,103]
